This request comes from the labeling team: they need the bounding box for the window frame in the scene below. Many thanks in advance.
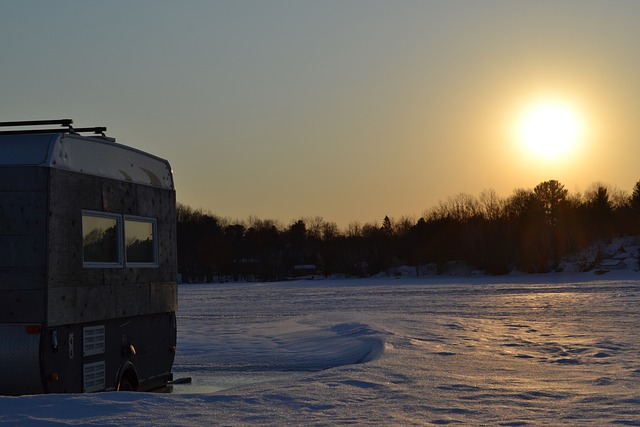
[81,210,123,268]
[124,215,159,268]
[81,211,159,269]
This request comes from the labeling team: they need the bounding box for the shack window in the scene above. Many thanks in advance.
[124,216,158,266]
[82,211,123,267]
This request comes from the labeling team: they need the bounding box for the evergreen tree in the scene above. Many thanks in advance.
[382,216,393,235]
[533,180,568,227]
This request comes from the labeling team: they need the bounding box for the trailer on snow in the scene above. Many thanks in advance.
[0,120,177,395]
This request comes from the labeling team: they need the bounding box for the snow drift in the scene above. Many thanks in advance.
[2,273,640,426]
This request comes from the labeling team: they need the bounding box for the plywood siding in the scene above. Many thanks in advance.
[47,168,177,326]
[0,289,45,323]
[0,167,48,323]
[0,167,47,289]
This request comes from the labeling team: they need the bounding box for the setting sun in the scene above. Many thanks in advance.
[516,99,584,160]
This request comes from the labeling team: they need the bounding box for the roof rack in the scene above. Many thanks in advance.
[0,119,107,136]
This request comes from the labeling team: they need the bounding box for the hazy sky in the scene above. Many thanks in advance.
[3,1,640,227]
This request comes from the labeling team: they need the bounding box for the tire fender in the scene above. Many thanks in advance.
[116,361,139,391]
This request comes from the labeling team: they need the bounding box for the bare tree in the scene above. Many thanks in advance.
[478,188,505,221]
[346,221,362,238]
[631,180,640,212]
[427,193,480,223]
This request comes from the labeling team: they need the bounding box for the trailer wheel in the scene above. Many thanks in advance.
[118,378,134,391]
[117,371,138,392]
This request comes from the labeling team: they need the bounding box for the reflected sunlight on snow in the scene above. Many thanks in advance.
[2,273,639,426]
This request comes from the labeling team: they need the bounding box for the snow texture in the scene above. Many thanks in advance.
[2,271,640,426]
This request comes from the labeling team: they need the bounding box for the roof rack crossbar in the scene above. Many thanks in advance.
[73,127,107,134]
[0,119,73,128]
[0,127,107,136]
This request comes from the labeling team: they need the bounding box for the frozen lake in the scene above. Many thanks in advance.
[2,272,640,426]
[171,274,640,425]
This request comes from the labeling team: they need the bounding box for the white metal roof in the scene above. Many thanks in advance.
[0,132,174,190]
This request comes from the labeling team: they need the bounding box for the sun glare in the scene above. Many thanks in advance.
[516,99,583,160]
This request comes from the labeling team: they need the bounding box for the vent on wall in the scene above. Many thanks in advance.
[83,361,105,392]
[83,325,105,357]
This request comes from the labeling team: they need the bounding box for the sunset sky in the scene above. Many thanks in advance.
[3,1,640,227]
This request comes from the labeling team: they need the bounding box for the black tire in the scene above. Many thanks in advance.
[118,377,135,391]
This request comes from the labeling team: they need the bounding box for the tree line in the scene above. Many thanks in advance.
[177,180,640,282]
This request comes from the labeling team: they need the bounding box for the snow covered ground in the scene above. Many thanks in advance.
[2,271,640,426]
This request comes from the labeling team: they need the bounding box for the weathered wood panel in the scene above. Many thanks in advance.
[47,281,176,325]
[152,187,178,283]
[102,179,138,214]
[0,167,47,291]
[46,169,97,289]
[47,286,117,325]
[0,167,48,191]
[0,192,47,235]
[0,236,46,269]
[46,168,177,326]
[116,282,150,317]
[149,282,178,313]
[0,270,46,289]
[0,290,45,323]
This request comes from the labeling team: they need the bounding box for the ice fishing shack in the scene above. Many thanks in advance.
[0,120,177,394]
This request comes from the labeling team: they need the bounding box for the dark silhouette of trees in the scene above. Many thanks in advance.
[502,189,546,272]
[623,180,640,234]
[631,181,640,213]
[533,180,568,227]
[176,179,640,281]
[531,180,569,268]
[584,183,613,240]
